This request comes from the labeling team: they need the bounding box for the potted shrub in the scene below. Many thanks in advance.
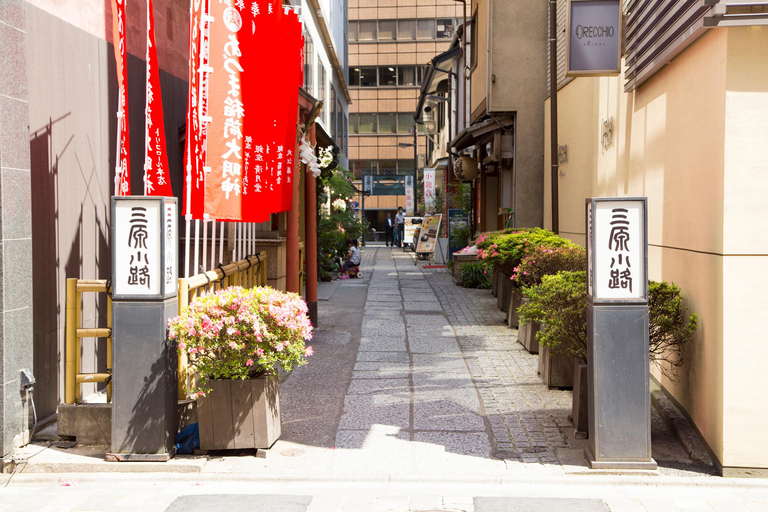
[169,286,314,451]
[519,272,698,437]
[514,244,586,352]
[455,261,492,289]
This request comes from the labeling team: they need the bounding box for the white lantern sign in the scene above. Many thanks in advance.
[112,196,178,300]
[586,197,647,302]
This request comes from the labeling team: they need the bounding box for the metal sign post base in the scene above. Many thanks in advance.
[110,298,179,460]
[586,302,656,471]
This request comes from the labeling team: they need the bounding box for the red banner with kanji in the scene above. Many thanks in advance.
[144,0,173,197]
[112,0,131,195]
[193,0,303,221]
[184,0,206,218]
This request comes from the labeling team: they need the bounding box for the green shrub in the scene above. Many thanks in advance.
[456,262,493,289]
[514,244,587,288]
[476,228,575,275]
[519,272,698,379]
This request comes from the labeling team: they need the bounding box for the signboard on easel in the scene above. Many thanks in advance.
[415,214,442,254]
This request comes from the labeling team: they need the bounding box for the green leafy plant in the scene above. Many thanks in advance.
[169,286,314,397]
[519,272,699,379]
[456,262,493,289]
[513,244,587,288]
[476,228,576,275]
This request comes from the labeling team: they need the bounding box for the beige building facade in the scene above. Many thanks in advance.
[348,0,464,235]
[545,1,768,475]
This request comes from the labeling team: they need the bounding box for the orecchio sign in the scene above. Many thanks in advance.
[566,0,622,76]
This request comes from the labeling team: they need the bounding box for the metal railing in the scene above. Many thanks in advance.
[65,279,112,404]
[176,251,268,399]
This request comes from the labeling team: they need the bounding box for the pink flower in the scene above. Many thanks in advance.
[305,346,314,357]
[202,316,213,331]
[169,331,176,340]
[256,348,264,356]
[276,343,285,352]
[246,359,254,367]
[229,341,238,350]
[178,342,186,351]
[227,327,237,336]
[188,347,198,355]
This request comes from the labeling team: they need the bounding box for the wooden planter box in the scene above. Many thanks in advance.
[452,253,478,285]
[497,273,512,312]
[197,375,281,451]
[506,285,523,328]
[571,358,589,438]
[491,268,499,297]
[518,299,539,353]
[538,344,575,389]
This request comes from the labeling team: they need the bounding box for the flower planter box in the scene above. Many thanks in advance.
[197,375,281,451]
[491,268,499,297]
[518,299,539,353]
[497,273,512,312]
[538,344,575,390]
[571,358,589,439]
[506,285,523,328]
[452,253,478,285]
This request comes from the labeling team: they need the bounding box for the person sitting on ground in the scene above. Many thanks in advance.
[339,238,362,278]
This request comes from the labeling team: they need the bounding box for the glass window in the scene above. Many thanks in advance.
[379,66,396,87]
[379,20,396,40]
[358,21,377,41]
[379,113,396,134]
[398,66,417,86]
[350,160,377,179]
[359,67,377,87]
[303,32,314,95]
[397,113,414,134]
[349,21,358,41]
[379,160,397,175]
[398,160,414,175]
[318,66,326,102]
[358,114,377,134]
[331,89,337,139]
[349,68,361,87]
[436,19,455,38]
[417,65,425,85]
[349,114,360,134]
[417,19,435,39]
[397,19,416,40]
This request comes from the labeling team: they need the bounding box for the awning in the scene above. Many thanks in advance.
[415,45,462,121]
[449,114,514,152]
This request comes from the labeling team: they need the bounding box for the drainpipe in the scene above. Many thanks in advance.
[549,0,559,234]
[305,124,319,326]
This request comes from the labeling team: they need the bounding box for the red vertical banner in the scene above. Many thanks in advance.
[205,0,248,220]
[144,0,173,196]
[280,14,302,212]
[184,0,206,218]
[112,0,131,195]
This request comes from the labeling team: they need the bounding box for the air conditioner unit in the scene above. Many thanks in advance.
[422,107,434,123]
[425,121,437,134]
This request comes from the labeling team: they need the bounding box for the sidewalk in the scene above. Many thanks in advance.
[1,247,767,512]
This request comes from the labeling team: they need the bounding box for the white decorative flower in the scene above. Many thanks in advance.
[332,198,347,212]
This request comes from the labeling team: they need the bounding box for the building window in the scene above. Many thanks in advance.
[359,67,377,87]
[350,160,377,179]
[379,66,397,87]
[358,20,377,41]
[398,19,416,40]
[398,160,415,175]
[349,68,360,86]
[349,21,358,41]
[358,114,377,134]
[398,66,416,86]
[303,32,314,95]
[417,19,435,39]
[436,19,455,39]
[379,20,396,40]
[471,10,478,70]
[397,113,414,133]
[379,160,398,175]
[379,113,397,134]
[319,65,326,102]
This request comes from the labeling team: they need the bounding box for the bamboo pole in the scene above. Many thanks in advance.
[65,279,77,404]
[177,278,190,399]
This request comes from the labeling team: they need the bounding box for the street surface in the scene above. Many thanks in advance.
[1,247,767,511]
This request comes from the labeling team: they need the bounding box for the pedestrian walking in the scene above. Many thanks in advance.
[395,207,405,248]
[385,213,394,247]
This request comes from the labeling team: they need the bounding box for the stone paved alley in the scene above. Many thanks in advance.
[2,247,768,511]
